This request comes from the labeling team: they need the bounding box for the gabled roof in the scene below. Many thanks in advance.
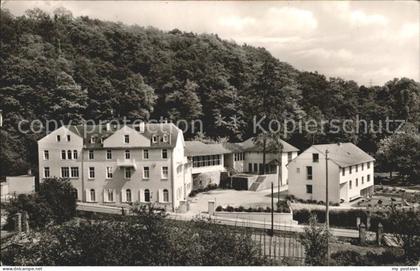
[312,143,375,167]
[184,141,231,157]
[66,123,179,149]
[239,137,299,153]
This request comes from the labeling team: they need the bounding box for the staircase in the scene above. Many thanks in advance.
[249,176,266,191]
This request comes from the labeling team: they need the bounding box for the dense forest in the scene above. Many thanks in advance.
[0,8,419,180]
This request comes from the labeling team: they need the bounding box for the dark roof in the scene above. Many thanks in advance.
[312,143,375,167]
[184,141,231,156]
[239,137,299,153]
[67,123,179,149]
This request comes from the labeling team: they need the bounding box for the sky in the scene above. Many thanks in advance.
[3,1,419,86]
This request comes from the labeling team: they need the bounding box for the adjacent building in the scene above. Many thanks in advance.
[287,143,375,204]
[0,173,35,201]
[38,123,192,211]
[185,137,299,191]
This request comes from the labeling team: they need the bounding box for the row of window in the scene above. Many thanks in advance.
[87,188,169,203]
[234,153,245,161]
[44,167,80,178]
[305,174,372,194]
[248,163,277,174]
[44,150,79,160]
[95,149,167,160]
[349,175,371,189]
[56,135,71,142]
[342,162,372,176]
[192,155,221,168]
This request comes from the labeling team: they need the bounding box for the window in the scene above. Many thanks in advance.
[163,134,168,143]
[61,150,66,160]
[125,150,130,159]
[126,189,132,202]
[367,162,371,169]
[306,185,313,194]
[356,178,358,187]
[288,152,293,162]
[362,176,364,184]
[163,189,169,202]
[124,135,129,144]
[61,167,69,178]
[143,149,149,159]
[342,168,345,176]
[306,166,313,180]
[43,150,49,160]
[367,174,371,182]
[349,180,352,189]
[71,188,78,200]
[254,163,258,173]
[349,166,352,174]
[152,135,157,143]
[125,168,132,179]
[143,167,150,179]
[44,167,50,178]
[67,150,72,160]
[144,189,150,202]
[361,163,364,170]
[73,150,78,160]
[106,149,112,160]
[56,135,61,142]
[235,153,245,161]
[192,155,221,168]
[90,137,95,144]
[106,167,113,179]
[162,166,168,179]
[248,163,252,172]
[89,150,94,160]
[356,164,358,172]
[90,189,96,202]
[70,167,79,178]
[108,190,114,202]
[89,167,95,179]
[67,135,71,142]
[296,167,300,173]
[312,153,319,163]
[162,149,168,159]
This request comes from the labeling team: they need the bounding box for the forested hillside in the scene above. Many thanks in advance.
[0,8,419,177]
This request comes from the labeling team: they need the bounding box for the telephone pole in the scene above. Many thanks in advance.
[270,182,274,236]
[325,149,330,265]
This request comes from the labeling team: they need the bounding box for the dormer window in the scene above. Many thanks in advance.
[162,134,168,143]
[312,153,319,163]
[57,135,61,142]
[67,135,71,142]
[152,135,158,143]
[124,135,129,144]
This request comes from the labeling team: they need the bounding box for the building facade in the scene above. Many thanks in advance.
[185,138,299,190]
[287,143,375,204]
[38,123,192,211]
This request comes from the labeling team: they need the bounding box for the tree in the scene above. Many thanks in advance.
[299,215,330,266]
[388,207,420,262]
[50,71,88,123]
[376,126,420,182]
[165,79,202,122]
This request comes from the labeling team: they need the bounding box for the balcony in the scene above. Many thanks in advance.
[117,159,137,170]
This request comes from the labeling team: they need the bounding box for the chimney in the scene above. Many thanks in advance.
[140,122,145,133]
[106,123,111,131]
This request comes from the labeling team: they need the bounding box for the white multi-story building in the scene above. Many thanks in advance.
[38,123,192,211]
[287,143,375,204]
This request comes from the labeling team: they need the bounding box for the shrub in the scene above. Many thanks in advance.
[215,206,223,212]
[331,250,365,266]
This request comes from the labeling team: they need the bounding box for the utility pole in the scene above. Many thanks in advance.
[270,182,274,236]
[325,149,330,265]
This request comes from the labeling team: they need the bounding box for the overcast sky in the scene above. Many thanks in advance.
[4,1,419,86]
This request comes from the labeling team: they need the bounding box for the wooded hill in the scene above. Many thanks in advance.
[1,8,419,177]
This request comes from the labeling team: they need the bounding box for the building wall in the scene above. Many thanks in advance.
[339,162,375,201]
[6,176,35,195]
[38,126,84,199]
[288,147,341,204]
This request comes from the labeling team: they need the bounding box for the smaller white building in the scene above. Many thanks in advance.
[288,143,375,204]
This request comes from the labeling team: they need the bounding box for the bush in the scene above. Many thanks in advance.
[331,250,365,266]
[215,206,223,212]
